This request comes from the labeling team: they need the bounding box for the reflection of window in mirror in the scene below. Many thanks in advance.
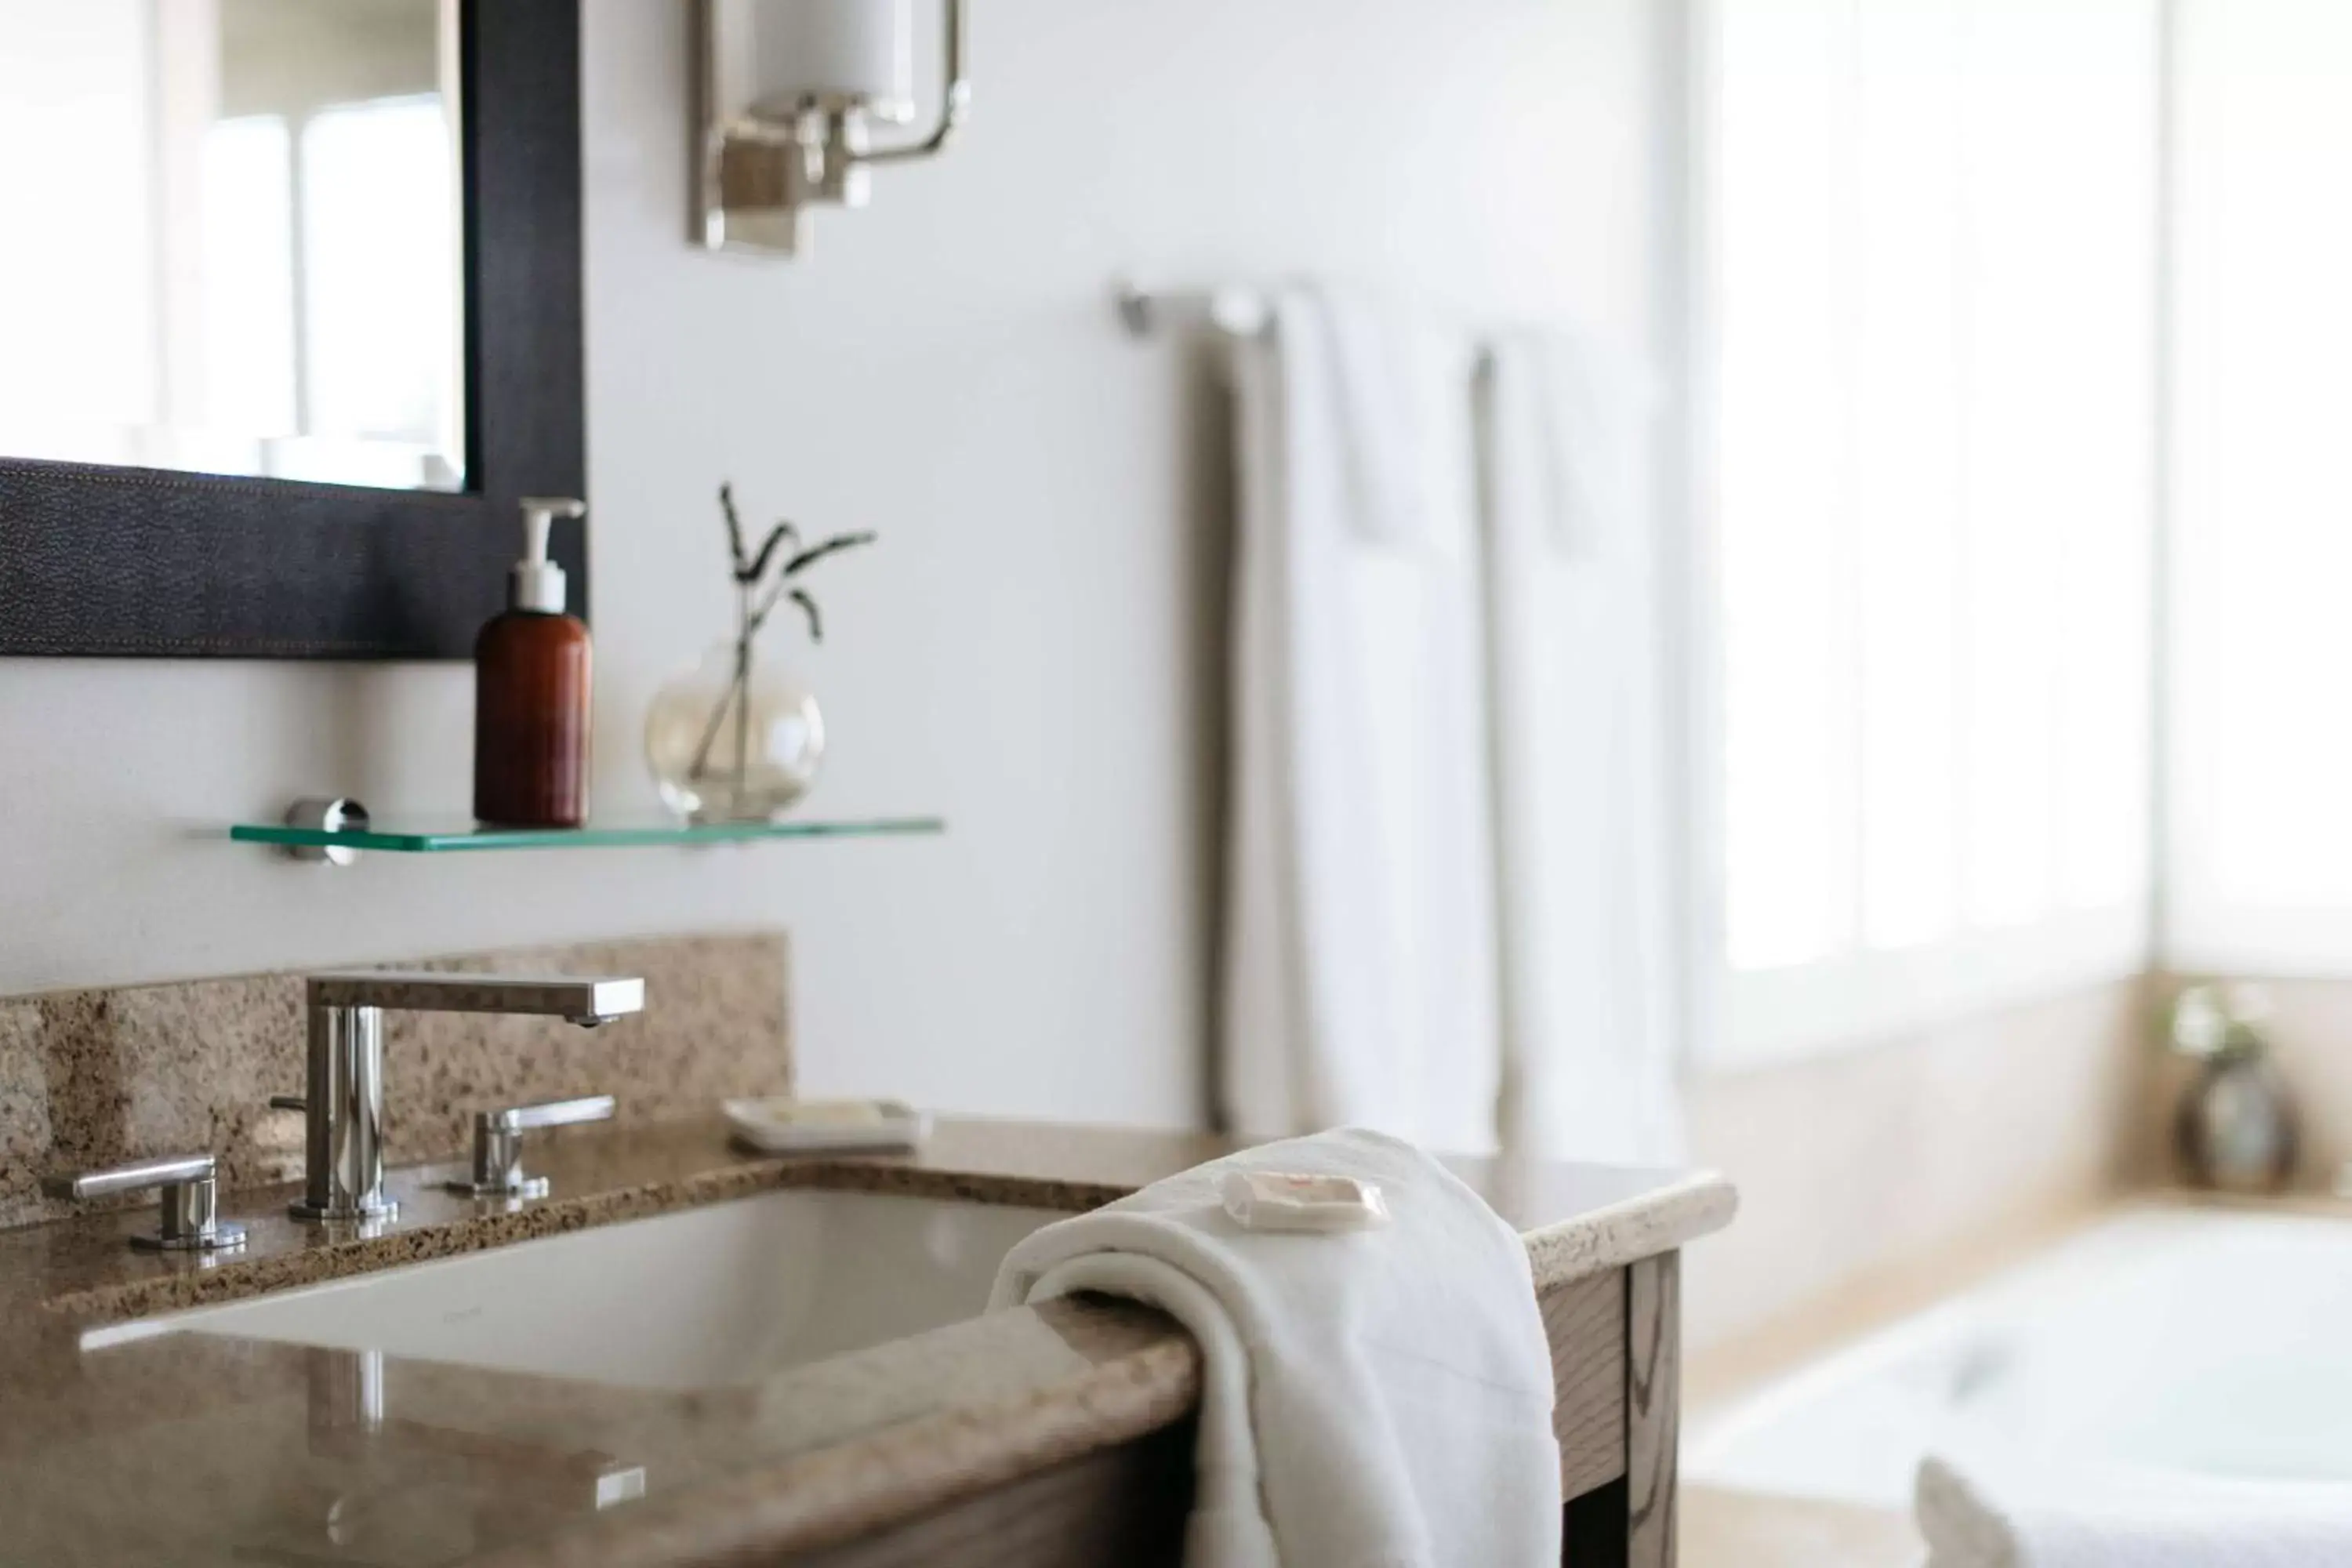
[0,0,464,492]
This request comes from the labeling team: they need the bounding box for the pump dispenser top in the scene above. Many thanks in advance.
[475,495,593,828]
[512,495,585,614]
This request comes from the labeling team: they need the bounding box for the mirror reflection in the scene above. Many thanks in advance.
[0,0,464,492]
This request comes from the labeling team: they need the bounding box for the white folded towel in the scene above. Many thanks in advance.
[990,1128,1562,1568]
[1918,1455,2352,1567]
[1218,283,1501,1156]
[1478,331,1683,1167]
[1308,283,1450,549]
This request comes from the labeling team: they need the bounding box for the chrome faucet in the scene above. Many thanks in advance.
[274,972,644,1222]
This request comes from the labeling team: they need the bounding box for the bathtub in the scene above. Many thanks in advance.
[1687,1203,2352,1511]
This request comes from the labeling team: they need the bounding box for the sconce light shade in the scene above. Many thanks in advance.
[695,0,968,260]
[747,0,913,122]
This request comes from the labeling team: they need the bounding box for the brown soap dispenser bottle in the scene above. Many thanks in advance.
[474,496,593,828]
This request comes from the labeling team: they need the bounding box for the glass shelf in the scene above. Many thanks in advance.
[231,815,945,855]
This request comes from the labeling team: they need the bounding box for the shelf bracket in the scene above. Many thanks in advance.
[282,797,372,866]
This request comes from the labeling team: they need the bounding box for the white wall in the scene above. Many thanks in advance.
[0,0,1657,1127]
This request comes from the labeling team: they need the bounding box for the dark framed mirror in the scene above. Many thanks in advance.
[0,0,582,659]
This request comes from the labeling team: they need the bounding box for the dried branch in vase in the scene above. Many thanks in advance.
[644,485,877,823]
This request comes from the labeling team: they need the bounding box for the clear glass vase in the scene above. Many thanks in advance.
[644,640,825,823]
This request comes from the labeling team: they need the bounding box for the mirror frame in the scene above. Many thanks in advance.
[0,0,583,660]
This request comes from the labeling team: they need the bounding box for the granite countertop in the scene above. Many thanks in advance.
[0,1116,1735,1568]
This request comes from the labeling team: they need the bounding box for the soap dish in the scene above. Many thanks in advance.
[1220,1169,1389,1233]
[724,1097,931,1154]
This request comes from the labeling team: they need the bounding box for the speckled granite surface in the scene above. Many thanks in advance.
[0,1116,1733,1567]
[0,934,789,1230]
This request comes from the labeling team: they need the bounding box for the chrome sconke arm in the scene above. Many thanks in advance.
[695,0,972,257]
[857,0,969,166]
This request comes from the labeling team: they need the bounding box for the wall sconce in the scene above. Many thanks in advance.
[695,0,971,258]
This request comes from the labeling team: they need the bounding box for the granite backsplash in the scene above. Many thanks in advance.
[0,933,791,1230]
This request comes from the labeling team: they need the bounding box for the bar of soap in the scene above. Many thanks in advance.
[1220,1169,1389,1232]
[724,1097,930,1153]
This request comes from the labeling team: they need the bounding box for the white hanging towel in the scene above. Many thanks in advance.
[1477,332,1684,1166]
[1918,1454,2352,1568]
[989,1127,1562,1568]
[1218,284,1501,1154]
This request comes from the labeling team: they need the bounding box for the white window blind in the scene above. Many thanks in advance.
[1708,0,2159,1057]
[2166,0,2352,972]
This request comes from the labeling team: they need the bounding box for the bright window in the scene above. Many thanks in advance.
[201,115,297,437]
[2165,0,2352,972]
[1708,0,2161,1057]
[301,96,458,451]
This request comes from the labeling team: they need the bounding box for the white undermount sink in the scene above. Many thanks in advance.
[82,1189,1068,1391]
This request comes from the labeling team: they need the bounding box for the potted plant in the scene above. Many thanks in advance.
[2167,981,2298,1193]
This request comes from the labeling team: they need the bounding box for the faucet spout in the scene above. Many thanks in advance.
[306,972,645,1023]
[286,971,644,1222]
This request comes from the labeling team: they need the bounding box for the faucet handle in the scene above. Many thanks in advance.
[445,1094,615,1200]
[42,1154,249,1253]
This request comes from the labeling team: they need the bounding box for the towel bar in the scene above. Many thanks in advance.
[1114,280,1271,339]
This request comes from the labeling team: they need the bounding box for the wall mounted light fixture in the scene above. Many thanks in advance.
[694,0,970,258]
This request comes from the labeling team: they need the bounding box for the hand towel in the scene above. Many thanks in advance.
[990,1127,1562,1568]
[1918,1454,2352,1567]
[1218,283,1501,1155]
[1476,331,1683,1166]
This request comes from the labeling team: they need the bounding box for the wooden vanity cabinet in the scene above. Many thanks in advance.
[783,1253,1684,1568]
